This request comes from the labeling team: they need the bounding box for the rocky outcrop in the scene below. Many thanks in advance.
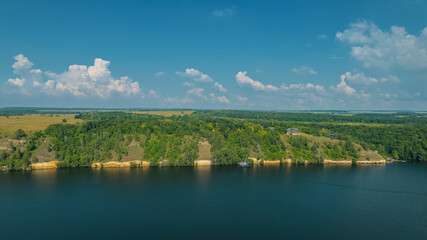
[323,159,386,164]
[249,158,292,165]
[357,160,386,164]
[283,159,292,164]
[91,160,150,168]
[31,161,59,170]
[194,160,212,166]
[323,159,352,164]
[263,160,281,165]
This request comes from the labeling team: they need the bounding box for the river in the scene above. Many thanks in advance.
[1,164,426,239]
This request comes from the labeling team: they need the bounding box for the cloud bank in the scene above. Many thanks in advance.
[337,20,427,70]
[7,54,142,98]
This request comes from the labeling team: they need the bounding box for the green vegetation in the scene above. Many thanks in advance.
[287,136,323,163]
[0,131,42,170]
[0,110,425,170]
[15,129,27,140]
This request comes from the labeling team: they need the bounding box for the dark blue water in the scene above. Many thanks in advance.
[1,164,426,240]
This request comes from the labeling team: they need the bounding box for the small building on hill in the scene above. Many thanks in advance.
[286,128,301,135]
[331,134,338,139]
[268,127,275,131]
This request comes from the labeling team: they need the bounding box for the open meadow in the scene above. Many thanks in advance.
[0,114,82,136]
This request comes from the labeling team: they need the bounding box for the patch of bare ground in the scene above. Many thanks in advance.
[0,138,26,150]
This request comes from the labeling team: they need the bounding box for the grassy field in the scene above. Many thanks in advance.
[122,140,144,162]
[197,139,212,160]
[32,142,56,162]
[0,114,82,136]
[131,110,194,117]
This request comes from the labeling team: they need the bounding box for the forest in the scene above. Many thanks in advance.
[0,110,425,170]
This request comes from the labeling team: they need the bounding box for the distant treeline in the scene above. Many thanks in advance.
[193,110,427,125]
[74,112,164,120]
[0,108,82,116]
[0,109,39,116]
[0,108,193,116]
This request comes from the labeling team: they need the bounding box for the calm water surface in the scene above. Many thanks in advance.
[1,164,426,240]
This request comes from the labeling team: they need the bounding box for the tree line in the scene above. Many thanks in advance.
[0,111,425,170]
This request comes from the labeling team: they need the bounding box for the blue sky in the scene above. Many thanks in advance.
[1,0,426,110]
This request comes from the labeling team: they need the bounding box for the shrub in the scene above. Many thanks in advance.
[15,129,27,139]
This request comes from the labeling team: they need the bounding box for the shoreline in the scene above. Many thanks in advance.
[0,158,390,171]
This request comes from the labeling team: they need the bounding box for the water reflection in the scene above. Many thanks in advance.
[30,169,58,187]
[195,165,211,187]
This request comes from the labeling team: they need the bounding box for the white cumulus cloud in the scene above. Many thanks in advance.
[235,71,278,91]
[337,20,427,69]
[12,54,34,74]
[7,54,142,98]
[209,93,230,104]
[148,90,160,98]
[340,71,400,85]
[187,87,207,100]
[281,83,325,92]
[176,68,213,82]
[331,74,356,95]
[291,66,317,75]
[213,82,227,92]
[182,82,195,87]
[331,74,371,100]
[8,78,25,87]
[342,72,378,85]
[88,58,111,82]
[108,77,141,97]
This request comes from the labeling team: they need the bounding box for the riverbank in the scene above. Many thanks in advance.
[0,158,391,172]
[323,159,386,164]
